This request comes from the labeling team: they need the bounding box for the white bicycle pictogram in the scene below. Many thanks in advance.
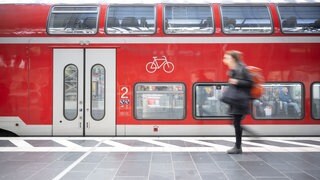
[146,56,174,73]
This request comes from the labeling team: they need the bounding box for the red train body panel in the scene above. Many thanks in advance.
[0,1,320,136]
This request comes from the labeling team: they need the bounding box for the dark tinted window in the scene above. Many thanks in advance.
[164,5,214,34]
[312,83,320,119]
[252,83,303,119]
[135,83,185,119]
[48,6,99,34]
[278,5,320,33]
[106,6,155,34]
[91,65,105,121]
[194,84,230,119]
[64,64,78,120]
[221,5,272,34]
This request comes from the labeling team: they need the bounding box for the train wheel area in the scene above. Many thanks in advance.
[0,137,319,180]
[0,128,18,137]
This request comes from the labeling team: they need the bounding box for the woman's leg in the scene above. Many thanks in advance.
[234,114,244,149]
[227,114,244,154]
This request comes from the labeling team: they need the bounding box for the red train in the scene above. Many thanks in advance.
[0,0,319,136]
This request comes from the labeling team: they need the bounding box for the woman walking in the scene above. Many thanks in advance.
[222,50,253,154]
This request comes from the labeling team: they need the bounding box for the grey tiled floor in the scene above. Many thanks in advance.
[0,137,319,180]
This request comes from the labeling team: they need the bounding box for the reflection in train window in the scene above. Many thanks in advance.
[48,6,99,34]
[312,83,320,119]
[164,5,214,34]
[91,65,105,121]
[252,83,303,119]
[64,64,78,120]
[106,6,155,34]
[135,83,185,119]
[194,84,230,119]
[278,5,320,34]
[221,5,272,34]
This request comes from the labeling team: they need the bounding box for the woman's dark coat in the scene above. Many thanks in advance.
[228,63,253,115]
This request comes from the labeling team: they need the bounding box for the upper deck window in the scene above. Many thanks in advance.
[278,5,320,34]
[164,5,214,34]
[221,5,272,34]
[106,6,155,34]
[48,6,99,35]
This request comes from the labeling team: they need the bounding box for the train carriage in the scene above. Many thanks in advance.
[0,0,319,136]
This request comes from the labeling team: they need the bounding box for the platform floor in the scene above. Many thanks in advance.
[0,137,320,180]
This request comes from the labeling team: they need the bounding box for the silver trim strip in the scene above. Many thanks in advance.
[0,36,320,44]
[0,0,320,4]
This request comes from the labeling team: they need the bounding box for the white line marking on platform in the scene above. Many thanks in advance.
[271,139,320,148]
[52,139,82,148]
[52,140,103,180]
[102,139,131,148]
[139,139,181,148]
[9,139,33,148]
[0,137,319,152]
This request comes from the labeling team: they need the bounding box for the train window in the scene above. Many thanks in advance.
[164,5,214,34]
[64,64,78,120]
[278,5,320,34]
[48,6,99,35]
[194,84,230,119]
[91,65,105,121]
[135,83,185,119]
[312,83,320,119]
[106,6,156,34]
[252,83,303,120]
[220,5,272,34]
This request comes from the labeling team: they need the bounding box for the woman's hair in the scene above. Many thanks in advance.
[225,50,243,64]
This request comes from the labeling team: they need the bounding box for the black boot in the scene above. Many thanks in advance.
[227,146,242,154]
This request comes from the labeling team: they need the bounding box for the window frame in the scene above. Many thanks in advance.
[193,83,232,120]
[277,4,320,34]
[311,82,320,120]
[220,4,274,35]
[251,82,304,120]
[134,82,186,120]
[105,4,157,35]
[163,4,215,35]
[47,5,100,35]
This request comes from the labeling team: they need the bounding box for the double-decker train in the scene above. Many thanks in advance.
[0,0,319,136]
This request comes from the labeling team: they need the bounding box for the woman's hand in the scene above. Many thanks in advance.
[228,78,238,85]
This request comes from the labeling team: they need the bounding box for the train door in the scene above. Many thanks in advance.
[53,49,116,136]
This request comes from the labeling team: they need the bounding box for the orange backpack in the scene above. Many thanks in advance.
[246,66,265,99]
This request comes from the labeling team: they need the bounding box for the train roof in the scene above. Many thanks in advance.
[0,0,320,4]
